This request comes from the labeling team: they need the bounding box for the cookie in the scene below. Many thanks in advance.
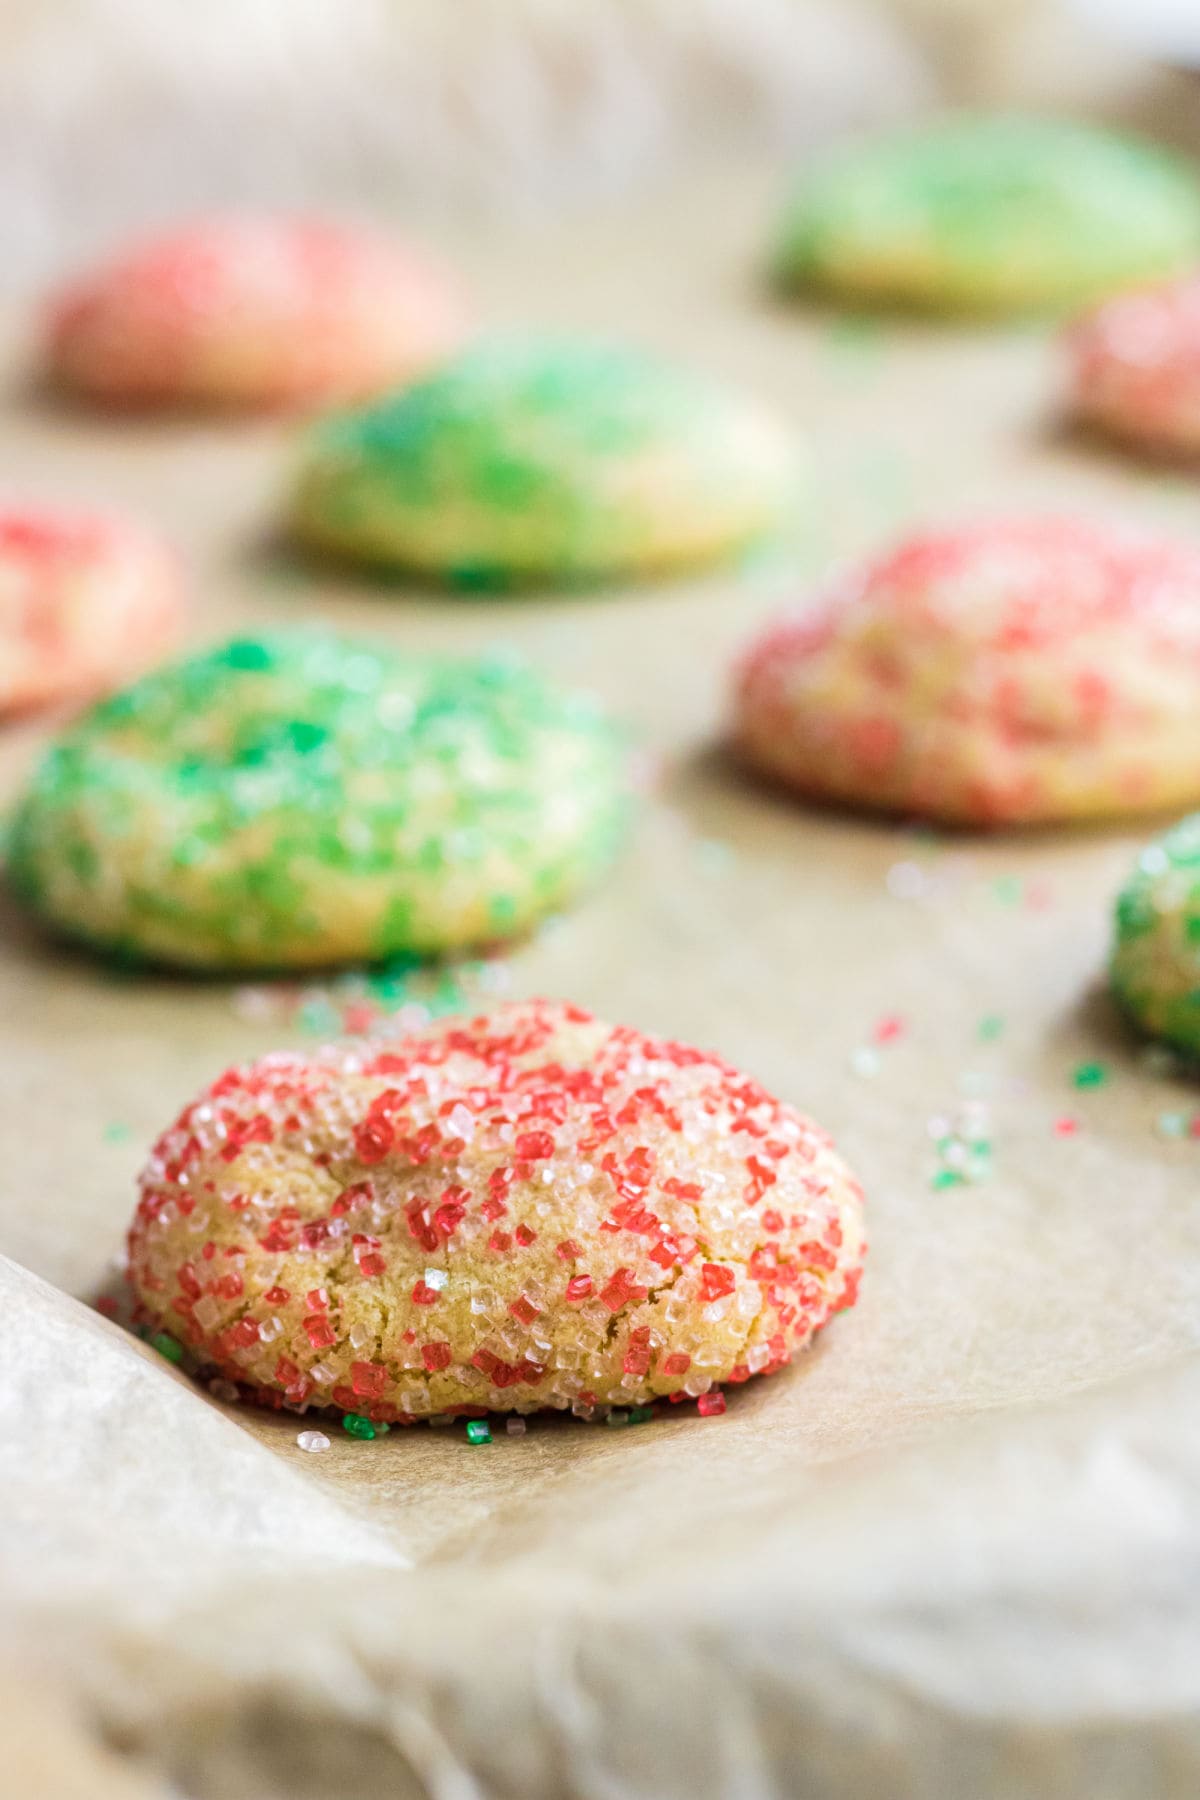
[288,336,801,586]
[734,517,1200,826]
[44,215,466,412]
[1111,816,1200,1056]
[125,999,866,1420]
[1067,274,1200,457]
[7,631,629,970]
[0,505,181,715]
[773,116,1200,316]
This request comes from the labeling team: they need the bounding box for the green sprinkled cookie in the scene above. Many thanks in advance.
[288,337,802,586]
[1111,816,1200,1056]
[773,115,1200,316]
[7,631,630,971]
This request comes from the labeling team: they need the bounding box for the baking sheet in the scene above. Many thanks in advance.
[4,164,1200,1797]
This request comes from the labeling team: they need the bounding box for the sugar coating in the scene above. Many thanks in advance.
[289,337,802,586]
[774,115,1200,316]
[1111,816,1200,1056]
[7,631,629,970]
[0,506,181,715]
[734,517,1200,827]
[44,215,467,412]
[1067,274,1200,457]
[125,999,866,1419]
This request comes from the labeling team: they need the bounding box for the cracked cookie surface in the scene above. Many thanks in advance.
[126,1000,866,1420]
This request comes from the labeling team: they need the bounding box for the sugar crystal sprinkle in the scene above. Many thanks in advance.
[297,1430,331,1453]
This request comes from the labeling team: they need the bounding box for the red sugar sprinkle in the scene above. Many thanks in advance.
[872,1014,906,1045]
[263,1285,289,1306]
[411,1279,440,1305]
[700,1263,735,1301]
[353,1116,395,1164]
[488,1231,512,1254]
[95,1295,119,1317]
[306,1287,328,1310]
[556,1239,582,1260]
[509,1294,541,1327]
[514,1130,555,1160]
[565,1274,593,1303]
[697,1391,726,1417]
[600,1268,648,1312]
[421,1341,452,1372]
[358,1252,387,1278]
[662,1352,691,1376]
[1054,1116,1079,1137]
[514,1223,537,1247]
[351,1361,387,1399]
[304,1315,336,1349]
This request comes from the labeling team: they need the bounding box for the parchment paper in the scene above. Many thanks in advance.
[4,163,1200,1798]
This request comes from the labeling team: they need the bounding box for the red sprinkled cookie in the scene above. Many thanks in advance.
[1066,273,1200,456]
[44,215,467,412]
[0,505,181,715]
[126,1000,865,1420]
[734,517,1200,826]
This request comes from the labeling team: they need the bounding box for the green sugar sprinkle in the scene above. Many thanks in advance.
[342,1413,377,1440]
[1072,1061,1109,1090]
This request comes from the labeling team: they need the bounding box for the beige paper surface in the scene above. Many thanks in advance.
[3,166,1200,1797]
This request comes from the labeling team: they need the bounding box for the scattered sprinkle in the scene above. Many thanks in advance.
[977,1014,1005,1043]
[697,1390,726,1417]
[342,1412,377,1439]
[150,1331,183,1363]
[466,1419,493,1445]
[296,1430,330,1453]
[103,1121,132,1143]
[1158,1112,1187,1138]
[1072,1061,1108,1090]
[1053,1116,1079,1137]
[850,1046,881,1078]
[505,1417,527,1436]
[872,1013,906,1045]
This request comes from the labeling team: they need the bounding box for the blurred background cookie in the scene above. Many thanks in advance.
[771,115,1200,314]
[43,216,467,412]
[1111,816,1200,1056]
[289,337,802,587]
[734,517,1200,825]
[0,504,181,715]
[1066,273,1200,458]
